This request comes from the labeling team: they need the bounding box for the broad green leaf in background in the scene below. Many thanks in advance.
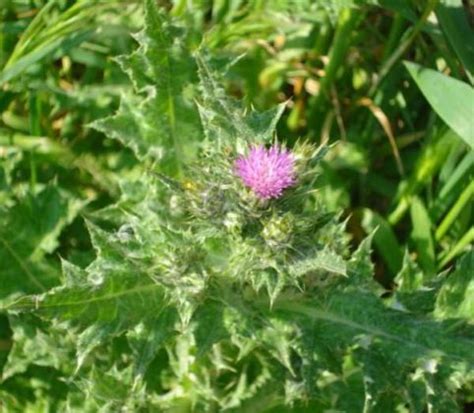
[404,61,474,149]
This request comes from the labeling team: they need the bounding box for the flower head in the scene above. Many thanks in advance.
[234,145,296,199]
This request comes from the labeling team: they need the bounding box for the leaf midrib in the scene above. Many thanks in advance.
[0,235,46,292]
[9,282,163,310]
[275,300,473,364]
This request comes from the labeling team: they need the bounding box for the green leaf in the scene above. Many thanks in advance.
[192,300,229,357]
[436,0,474,84]
[196,53,286,146]
[410,196,436,275]
[432,150,474,221]
[0,147,22,197]
[7,222,171,372]
[394,251,425,293]
[405,61,474,149]
[2,314,74,381]
[361,208,403,276]
[91,0,201,176]
[435,251,474,321]
[74,365,139,411]
[128,307,178,380]
[376,1,417,21]
[345,231,383,294]
[391,251,443,315]
[288,248,347,278]
[274,290,474,410]
[389,127,458,226]
[0,185,84,300]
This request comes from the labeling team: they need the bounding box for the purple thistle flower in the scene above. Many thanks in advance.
[234,145,296,199]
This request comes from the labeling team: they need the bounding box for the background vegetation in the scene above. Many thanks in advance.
[0,0,472,411]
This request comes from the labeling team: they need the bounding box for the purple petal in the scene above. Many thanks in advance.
[235,144,296,199]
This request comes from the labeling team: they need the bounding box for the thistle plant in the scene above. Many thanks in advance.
[2,2,473,412]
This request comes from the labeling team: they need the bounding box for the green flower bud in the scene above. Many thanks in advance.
[262,213,295,248]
